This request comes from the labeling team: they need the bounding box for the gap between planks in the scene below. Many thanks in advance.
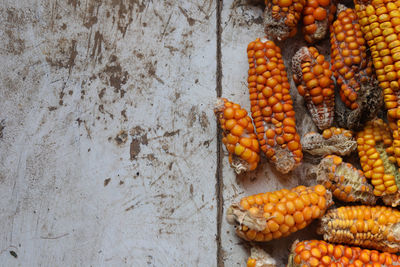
[215,0,224,266]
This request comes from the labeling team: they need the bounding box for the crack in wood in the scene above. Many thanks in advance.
[216,0,224,266]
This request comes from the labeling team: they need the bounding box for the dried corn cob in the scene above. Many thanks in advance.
[214,98,260,174]
[226,185,333,242]
[355,0,400,122]
[302,0,336,43]
[331,5,373,110]
[301,127,356,156]
[263,0,305,40]
[247,37,302,173]
[247,247,276,267]
[356,119,400,206]
[318,205,400,253]
[315,155,377,204]
[331,5,382,130]
[288,240,400,266]
[292,46,335,130]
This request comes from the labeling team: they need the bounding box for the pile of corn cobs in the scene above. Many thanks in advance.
[214,0,400,265]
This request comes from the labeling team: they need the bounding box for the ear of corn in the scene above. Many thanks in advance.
[247,247,277,267]
[330,5,382,131]
[287,240,400,266]
[263,0,305,40]
[292,46,335,130]
[318,205,400,253]
[356,119,400,206]
[226,185,333,242]
[316,155,377,204]
[301,127,357,156]
[302,0,337,43]
[331,5,374,110]
[355,0,400,121]
[214,98,260,174]
[247,37,302,173]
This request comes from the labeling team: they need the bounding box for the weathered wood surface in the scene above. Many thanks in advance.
[0,0,330,266]
[0,0,218,266]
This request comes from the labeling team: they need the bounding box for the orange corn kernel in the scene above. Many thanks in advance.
[226,185,333,242]
[318,205,400,253]
[248,37,302,173]
[292,46,335,130]
[214,98,260,174]
[288,240,400,266]
[316,155,377,204]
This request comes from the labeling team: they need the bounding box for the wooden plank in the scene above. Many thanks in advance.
[220,1,321,265]
[0,0,218,265]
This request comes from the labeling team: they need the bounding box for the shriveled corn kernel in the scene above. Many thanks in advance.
[248,38,302,173]
[215,98,260,174]
[301,128,356,156]
[292,47,334,130]
[315,155,377,204]
[263,0,306,41]
[357,119,400,206]
[302,0,336,43]
[318,205,400,253]
[288,240,400,266]
[227,185,333,242]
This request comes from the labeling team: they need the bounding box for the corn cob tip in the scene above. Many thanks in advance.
[226,204,267,232]
[274,146,295,174]
[382,193,400,207]
[336,3,348,14]
[247,247,277,267]
[301,129,357,156]
[263,8,291,41]
[214,98,226,113]
[315,155,377,204]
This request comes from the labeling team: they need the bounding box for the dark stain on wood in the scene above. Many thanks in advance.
[104,178,111,186]
[130,139,141,160]
[115,130,128,145]
[163,130,180,137]
[9,251,17,258]
[98,88,106,99]
[178,6,196,26]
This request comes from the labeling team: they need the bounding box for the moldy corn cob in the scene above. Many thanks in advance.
[318,205,400,253]
[247,247,276,267]
[356,118,400,206]
[263,0,305,40]
[288,240,400,266]
[214,98,260,174]
[355,0,400,122]
[315,155,377,204]
[302,0,336,43]
[301,127,357,156]
[331,5,382,130]
[292,46,335,130]
[247,37,302,173]
[226,185,333,242]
